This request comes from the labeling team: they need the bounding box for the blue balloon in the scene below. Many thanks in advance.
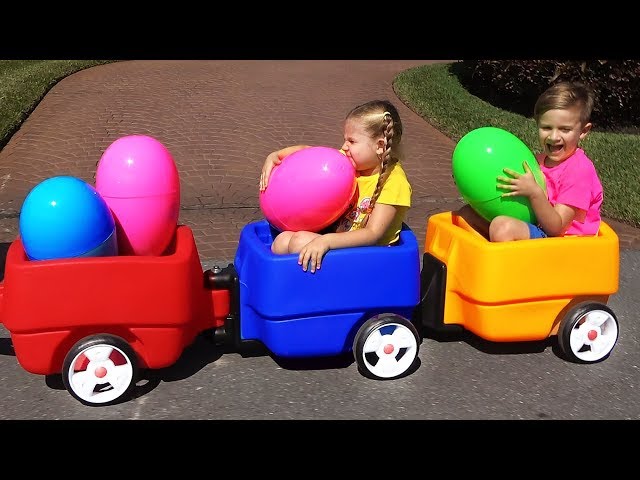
[19,176,118,260]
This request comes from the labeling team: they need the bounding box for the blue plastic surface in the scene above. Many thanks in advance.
[78,229,118,258]
[234,220,420,357]
[19,176,116,260]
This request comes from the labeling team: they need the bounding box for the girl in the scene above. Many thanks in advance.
[259,99,412,273]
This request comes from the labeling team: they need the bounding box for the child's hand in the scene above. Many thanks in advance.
[298,236,331,273]
[497,161,545,200]
[260,151,282,191]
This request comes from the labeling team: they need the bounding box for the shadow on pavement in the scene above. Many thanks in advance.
[145,334,226,383]
[0,242,9,282]
[424,326,555,356]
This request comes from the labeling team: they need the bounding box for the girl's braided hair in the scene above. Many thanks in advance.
[345,100,403,227]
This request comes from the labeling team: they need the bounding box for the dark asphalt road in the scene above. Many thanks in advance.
[0,249,637,420]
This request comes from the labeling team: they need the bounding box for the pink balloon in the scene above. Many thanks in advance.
[95,135,180,256]
[260,146,357,232]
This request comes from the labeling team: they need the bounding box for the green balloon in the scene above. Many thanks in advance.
[452,126,546,223]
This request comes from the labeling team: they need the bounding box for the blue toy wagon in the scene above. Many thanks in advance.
[232,220,422,379]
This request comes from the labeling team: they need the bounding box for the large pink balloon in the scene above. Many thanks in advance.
[260,146,357,232]
[95,135,180,256]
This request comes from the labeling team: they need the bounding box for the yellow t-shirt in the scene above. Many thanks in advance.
[335,163,412,245]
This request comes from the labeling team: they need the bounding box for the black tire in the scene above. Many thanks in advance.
[62,334,139,406]
[558,302,619,364]
[353,315,420,380]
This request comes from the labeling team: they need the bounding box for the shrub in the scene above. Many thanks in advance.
[453,60,640,133]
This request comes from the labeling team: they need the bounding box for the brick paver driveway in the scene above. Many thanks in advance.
[1,60,637,262]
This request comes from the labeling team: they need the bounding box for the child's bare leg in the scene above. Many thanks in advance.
[489,216,531,241]
[288,231,322,253]
[271,231,295,254]
[454,204,490,239]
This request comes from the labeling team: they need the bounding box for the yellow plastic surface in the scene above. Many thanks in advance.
[424,212,619,341]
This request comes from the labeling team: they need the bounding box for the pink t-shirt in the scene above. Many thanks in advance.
[538,148,603,236]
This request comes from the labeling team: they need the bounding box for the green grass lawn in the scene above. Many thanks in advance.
[0,60,114,151]
[393,62,640,228]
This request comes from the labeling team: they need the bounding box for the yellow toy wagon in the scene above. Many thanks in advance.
[416,211,620,363]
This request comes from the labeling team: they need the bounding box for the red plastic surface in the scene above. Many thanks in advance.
[0,225,229,375]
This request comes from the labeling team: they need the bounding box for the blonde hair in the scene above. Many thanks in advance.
[534,81,595,126]
[345,100,403,225]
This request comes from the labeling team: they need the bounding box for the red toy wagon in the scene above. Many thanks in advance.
[0,225,230,404]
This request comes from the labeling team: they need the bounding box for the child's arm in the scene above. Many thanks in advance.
[259,145,310,191]
[530,197,579,236]
[499,162,578,236]
[297,203,400,273]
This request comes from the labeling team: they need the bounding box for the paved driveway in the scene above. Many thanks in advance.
[2,60,636,263]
